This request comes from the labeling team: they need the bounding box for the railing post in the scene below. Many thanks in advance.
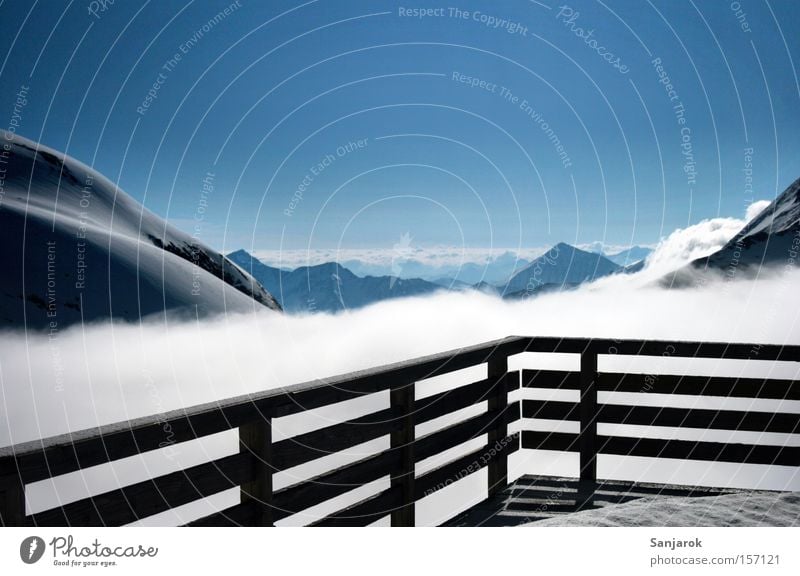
[390,382,415,527]
[579,346,598,483]
[487,354,509,497]
[239,417,274,526]
[0,478,26,526]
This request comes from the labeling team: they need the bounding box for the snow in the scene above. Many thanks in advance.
[526,491,800,527]
[0,130,279,329]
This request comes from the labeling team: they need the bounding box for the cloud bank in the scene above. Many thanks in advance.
[2,266,798,447]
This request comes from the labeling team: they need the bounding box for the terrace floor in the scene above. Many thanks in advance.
[443,475,796,527]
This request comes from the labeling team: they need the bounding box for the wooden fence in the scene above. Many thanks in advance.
[1,336,798,526]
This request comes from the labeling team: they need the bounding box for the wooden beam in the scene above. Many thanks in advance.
[579,348,598,482]
[390,383,415,527]
[0,478,26,527]
[487,357,511,497]
[239,418,274,526]
[597,373,800,400]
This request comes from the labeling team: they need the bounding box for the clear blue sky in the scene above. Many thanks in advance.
[1,0,798,254]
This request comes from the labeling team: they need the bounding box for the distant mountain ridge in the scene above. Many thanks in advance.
[232,241,651,312]
[342,250,530,285]
[228,250,442,313]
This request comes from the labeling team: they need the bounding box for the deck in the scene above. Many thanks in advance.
[444,475,774,526]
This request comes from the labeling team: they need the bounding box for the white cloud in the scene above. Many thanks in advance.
[250,246,550,270]
[746,199,772,222]
[630,217,745,282]
[2,268,799,447]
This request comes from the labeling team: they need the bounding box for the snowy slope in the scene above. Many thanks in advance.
[503,242,622,295]
[0,131,279,329]
[526,491,800,527]
[664,177,800,285]
[696,177,800,271]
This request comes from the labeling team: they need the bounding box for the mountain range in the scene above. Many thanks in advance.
[3,132,798,323]
[229,242,631,312]
[228,250,442,313]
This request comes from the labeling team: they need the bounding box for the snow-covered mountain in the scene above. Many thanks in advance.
[0,131,280,329]
[229,250,442,313]
[503,242,622,296]
[693,177,800,272]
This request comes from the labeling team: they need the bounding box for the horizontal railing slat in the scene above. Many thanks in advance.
[597,373,800,400]
[522,400,800,434]
[523,399,580,421]
[522,369,580,390]
[414,372,519,425]
[598,404,800,434]
[414,433,520,499]
[185,501,257,527]
[30,452,255,526]
[522,430,800,467]
[526,338,800,361]
[415,402,521,463]
[598,435,800,467]
[522,431,579,452]
[309,486,401,527]
[272,407,399,471]
[271,450,401,522]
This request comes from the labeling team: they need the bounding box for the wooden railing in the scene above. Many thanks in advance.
[0,336,798,526]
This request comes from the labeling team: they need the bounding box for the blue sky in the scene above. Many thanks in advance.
[1,0,798,256]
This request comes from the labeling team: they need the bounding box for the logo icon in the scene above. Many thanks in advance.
[20,536,45,564]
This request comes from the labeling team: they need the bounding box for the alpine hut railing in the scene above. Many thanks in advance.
[0,336,798,526]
